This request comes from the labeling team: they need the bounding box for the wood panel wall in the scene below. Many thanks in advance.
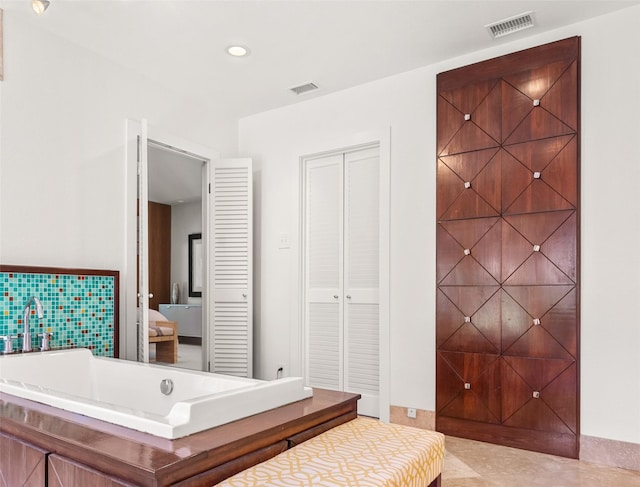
[148,201,172,310]
[435,37,580,458]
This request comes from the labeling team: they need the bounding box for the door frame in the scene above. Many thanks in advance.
[290,128,390,422]
[124,119,218,363]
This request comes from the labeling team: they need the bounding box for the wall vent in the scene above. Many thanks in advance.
[290,82,319,95]
[485,11,535,39]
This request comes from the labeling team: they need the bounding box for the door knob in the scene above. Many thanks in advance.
[149,293,154,299]
[346,295,352,299]
[333,295,339,299]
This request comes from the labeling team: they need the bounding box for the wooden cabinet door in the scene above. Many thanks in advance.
[0,432,47,486]
[436,37,580,458]
[48,454,136,487]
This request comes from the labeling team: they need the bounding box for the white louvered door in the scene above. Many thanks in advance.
[344,148,380,417]
[304,146,380,417]
[305,154,344,391]
[208,159,253,377]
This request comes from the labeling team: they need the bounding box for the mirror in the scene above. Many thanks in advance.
[142,141,206,371]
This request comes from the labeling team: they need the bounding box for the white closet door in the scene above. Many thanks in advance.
[305,154,344,390]
[304,146,380,418]
[344,148,380,417]
[209,159,253,377]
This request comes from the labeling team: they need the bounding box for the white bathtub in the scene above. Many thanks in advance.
[0,348,312,439]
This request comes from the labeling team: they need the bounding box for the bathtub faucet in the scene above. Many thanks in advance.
[22,296,44,352]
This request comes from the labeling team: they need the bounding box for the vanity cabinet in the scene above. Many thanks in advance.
[0,431,47,486]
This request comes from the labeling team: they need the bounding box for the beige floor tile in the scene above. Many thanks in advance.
[442,435,640,487]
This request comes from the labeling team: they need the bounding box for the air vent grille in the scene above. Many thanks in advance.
[290,82,319,95]
[485,11,535,39]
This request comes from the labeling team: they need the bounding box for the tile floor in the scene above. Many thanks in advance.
[443,435,640,486]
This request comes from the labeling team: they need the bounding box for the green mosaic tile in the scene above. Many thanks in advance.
[0,272,116,357]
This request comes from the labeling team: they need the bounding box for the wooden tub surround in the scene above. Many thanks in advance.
[0,389,359,486]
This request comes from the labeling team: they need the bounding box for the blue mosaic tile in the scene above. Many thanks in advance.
[0,271,116,357]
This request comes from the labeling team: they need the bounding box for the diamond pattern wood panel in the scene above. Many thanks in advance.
[0,433,47,487]
[436,37,580,459]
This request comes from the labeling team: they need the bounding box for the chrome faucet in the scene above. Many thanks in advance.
[22,296,44,352]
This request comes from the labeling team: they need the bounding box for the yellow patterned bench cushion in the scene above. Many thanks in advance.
[219,417,445,486]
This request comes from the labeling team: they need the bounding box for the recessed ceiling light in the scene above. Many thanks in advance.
[227,45,250,57]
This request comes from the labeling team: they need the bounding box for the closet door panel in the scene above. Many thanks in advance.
[344,148,380,415]
[305,155,344,390]
[436,37,579,458]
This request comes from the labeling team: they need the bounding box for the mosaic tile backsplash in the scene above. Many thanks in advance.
[0,270,116,357]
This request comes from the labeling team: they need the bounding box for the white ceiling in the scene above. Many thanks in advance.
[6,0,638,203]
[147,144,204,205]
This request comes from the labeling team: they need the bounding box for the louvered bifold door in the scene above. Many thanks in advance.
[209,159,253,377]
[305,154,344,391]
[344,148,380,417]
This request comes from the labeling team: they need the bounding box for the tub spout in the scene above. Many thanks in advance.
[22,296,44,352]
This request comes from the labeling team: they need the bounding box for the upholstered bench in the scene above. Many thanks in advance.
[148,320,178,363]
[218,416,445,486]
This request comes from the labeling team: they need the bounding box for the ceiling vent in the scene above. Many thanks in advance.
[290,82,319,95]
[485,11,535,39]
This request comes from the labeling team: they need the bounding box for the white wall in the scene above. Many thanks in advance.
[171,201,202,305]
[0,10,236,349]
[239,6,640,445]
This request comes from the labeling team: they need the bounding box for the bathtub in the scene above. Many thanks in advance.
[0,348,313,439]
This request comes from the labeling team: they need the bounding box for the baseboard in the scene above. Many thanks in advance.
[580,435,640,472]
[389,405,435,430]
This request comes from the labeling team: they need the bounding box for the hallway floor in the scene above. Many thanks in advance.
[443,435,640,486]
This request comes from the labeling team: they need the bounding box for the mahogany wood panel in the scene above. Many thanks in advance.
[0,389,359,486]
[0,432,47,487]
[436,37,580,458]
[148,201,172,310]
[48,454,136,487]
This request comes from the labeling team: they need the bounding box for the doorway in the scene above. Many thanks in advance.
[146,140,206,370]
[125,119,217,368]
